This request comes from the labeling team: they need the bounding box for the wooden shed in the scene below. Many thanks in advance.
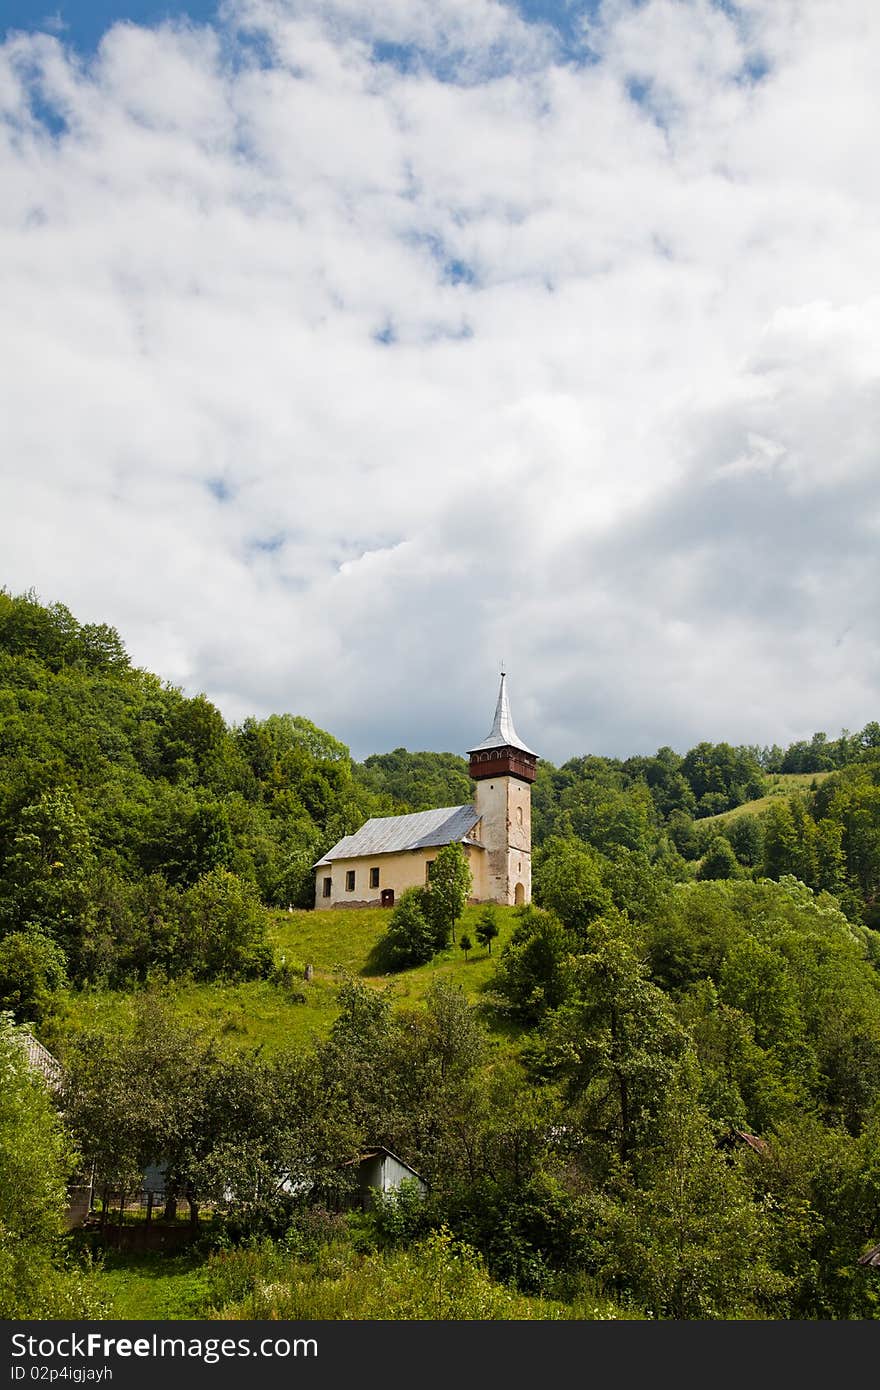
[347,1146,428,1210]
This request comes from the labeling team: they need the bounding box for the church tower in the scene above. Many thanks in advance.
[467,674,538,906]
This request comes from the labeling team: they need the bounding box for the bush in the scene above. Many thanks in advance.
[0,927,67,1025]
[378,888,436,970]
[0,1015,105,1318]
[180,868,273,980]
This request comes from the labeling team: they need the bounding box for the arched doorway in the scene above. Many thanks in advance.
[514,882,525,906]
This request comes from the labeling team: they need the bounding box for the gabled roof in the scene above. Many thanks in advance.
[345,1145,426,1183]
[315,803,481,866]
[731,1128,770,1156]
[466,672,537,757]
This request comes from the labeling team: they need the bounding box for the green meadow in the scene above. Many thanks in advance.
[701,770,832,826]
[55,904,523,1057]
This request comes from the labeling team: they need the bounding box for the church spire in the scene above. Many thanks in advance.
[469,672,536,756]
[467,674,538,782]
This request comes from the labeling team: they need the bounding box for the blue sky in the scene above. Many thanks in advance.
[1,2,220,50]
[2,0,597,55]
[2,0,879,763]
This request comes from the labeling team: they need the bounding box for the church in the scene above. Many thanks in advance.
[314,674,538,910]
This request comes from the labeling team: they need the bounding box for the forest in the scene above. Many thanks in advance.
[2,588,880,1321]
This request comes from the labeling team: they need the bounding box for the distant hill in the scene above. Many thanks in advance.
[2,585,880,1000]
[701,772,834,825]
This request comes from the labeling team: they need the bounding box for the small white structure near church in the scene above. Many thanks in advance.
[314,674,538,909]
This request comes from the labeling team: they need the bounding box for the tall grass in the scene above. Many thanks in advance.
[201,1228,634,1321]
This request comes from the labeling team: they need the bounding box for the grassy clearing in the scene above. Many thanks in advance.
[80,1235,639,1322]
[79,1248,213,1319]
[54,904,522,1057]
[702,771,832,826]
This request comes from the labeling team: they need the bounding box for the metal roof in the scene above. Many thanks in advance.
[344,1146,427,1182]
[467,672,537,757]
[315,803,481,865]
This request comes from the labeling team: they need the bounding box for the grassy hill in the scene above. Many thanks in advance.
[53,903,523,1057]
[700,771,832,826]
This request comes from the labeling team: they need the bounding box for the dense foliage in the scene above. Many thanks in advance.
[0,589,401,993]
[5,589,880,1320]
[0,1015,104,1318]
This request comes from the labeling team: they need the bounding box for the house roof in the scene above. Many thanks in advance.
[315,804,481,866]
[20,1030,63,1090]
[466,672,537,757]
[731,1128,770,1156]
[345,1146,427,1183]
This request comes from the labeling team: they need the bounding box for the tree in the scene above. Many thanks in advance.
[0,1015,102,1317]
[538,916,687,1169]
[667,809,702,860]
[459,932,473,960]
[379,980,488,1181]
[676,979,793,1134]
[494,906,574,1024]
[424,843,471,946]
[179,867,273,980]
[681,742,764,815]
[761,800,801,881]
[357,749,472,812]
[0,928,67,1026]
[533,837,612,942]
[160,693,229,781]
[318,979,399,1142]
[748,1114,880,1319]
[63,998,198,1221]
[77,622,128,672]
[475,904,499,955]
[718,937,807,1062]
[697,835,741,881]
[419,979,486,1080]
[0,788,96,975]
[602,846,682,922]
[726,815,764,869]
[596,1065,787,1318]
[380,888,436,970]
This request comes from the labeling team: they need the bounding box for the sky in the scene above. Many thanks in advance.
[1,0,879,766]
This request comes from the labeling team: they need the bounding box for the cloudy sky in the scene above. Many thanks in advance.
[1,0,878,764]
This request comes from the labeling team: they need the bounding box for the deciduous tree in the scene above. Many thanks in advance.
[424,842,472,946]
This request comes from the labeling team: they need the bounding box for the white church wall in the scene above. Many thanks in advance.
[314,843,487,910]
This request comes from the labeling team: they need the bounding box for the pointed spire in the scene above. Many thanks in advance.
[467,672,537,756]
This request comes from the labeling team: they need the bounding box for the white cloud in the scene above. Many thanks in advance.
[1,0,879,762]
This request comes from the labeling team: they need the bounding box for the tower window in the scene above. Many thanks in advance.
[322,877,332,898]
[517,806,523,827]
[370,867,380,888]
[345,870,356,892]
